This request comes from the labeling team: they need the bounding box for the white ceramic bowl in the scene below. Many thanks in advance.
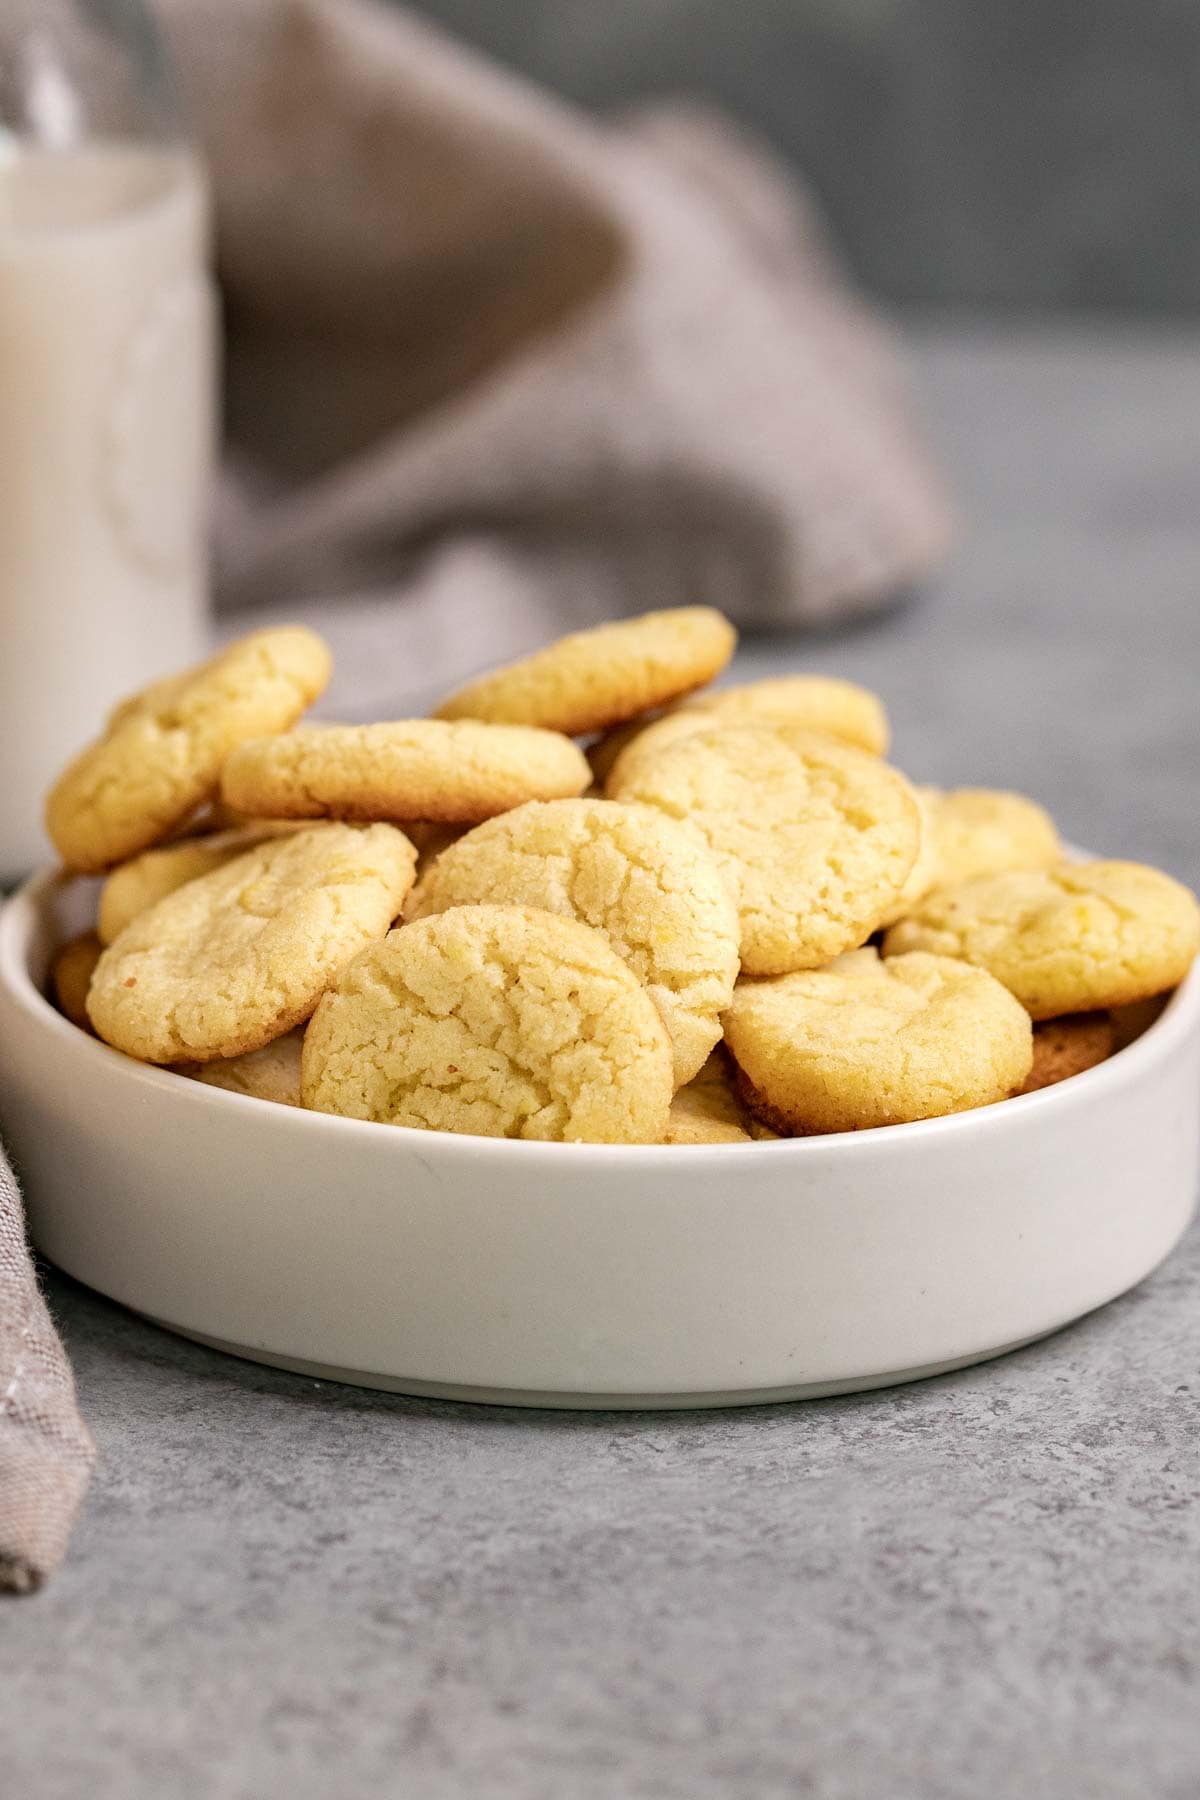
[1,868,1197,1408]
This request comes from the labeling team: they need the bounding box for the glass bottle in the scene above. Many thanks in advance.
[0,0,215,880]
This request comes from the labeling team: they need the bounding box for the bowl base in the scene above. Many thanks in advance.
[147,1315,1058,1410]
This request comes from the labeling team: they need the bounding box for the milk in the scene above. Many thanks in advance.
[0,143,214,879]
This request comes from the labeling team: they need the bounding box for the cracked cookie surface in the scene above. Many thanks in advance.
[302,905,674,1143]
[610,723,920,976]
[433,607,736,735]
[87,823,417,1063]
[98,823,300,944]
[46,626,331,872]
[882,861,1200,1018]
[725,946,1032,1134]
[221,720,590,824]
[603,674,888,791]
[407,798,740,1086]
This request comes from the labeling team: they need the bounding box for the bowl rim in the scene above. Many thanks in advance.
[4,865,1198,1165]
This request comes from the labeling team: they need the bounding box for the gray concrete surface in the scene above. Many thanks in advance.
[408,0,1200,312]
[7,325,1200,1798]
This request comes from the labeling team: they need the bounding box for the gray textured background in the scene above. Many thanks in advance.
[409,0,1200,312]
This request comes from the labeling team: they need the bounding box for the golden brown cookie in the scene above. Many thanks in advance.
[97,824,301,945]
[88,823,417,1063]
[610,723,920,976]
[45,626,331,872]
[663,1050,752,1144]
[302,905,674,1143]
[883,861,1200,1019]
[603,674,889,791]
[50,932,104,1032]
[182,1029,305,1107]
[1017,1014,1116,1095]
[433,607,736,735]
[221,720,591,825]
[725,946,1032,1134]
[407,798,740,1086]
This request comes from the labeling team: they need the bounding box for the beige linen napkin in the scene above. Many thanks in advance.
[157,0,952,713]
[0,1143,94,1592]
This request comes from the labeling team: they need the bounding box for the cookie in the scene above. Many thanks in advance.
[586,717,660,786]
[1017,1014,1116,1096]
[433,607,736,735]
[87,823,417,1063]
[877,784,941,929]
[45,626,331,872]
[603,674,889,791]
[50,932,103,1032]
[882,861,1200,1019]
[183,1028,304,1107]
[104,669,190,732]
[97,824,300,945]
[663,1050,752,1144]
[1108,996,1166,1050]
[403,821,469,891]
[302,905,674,1143]
[407,799,739,1086]
[610,724,920,976]
[724,946,1033,1134]
[221,720,590,825]
[924,787,1060,890]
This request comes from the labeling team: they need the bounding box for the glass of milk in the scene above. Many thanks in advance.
[0,0,215,880]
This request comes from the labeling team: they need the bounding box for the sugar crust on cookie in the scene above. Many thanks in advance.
[883,861,1200,1019]
[302,905,674,1143]
[88,823,417,1063]
[611,724,920,976]
[407,798,740,1087]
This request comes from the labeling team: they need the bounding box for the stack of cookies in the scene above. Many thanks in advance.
[44,609,1200,1144]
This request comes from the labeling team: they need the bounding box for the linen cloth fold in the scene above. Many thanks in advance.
[0,1144,94,1592]
[157,0,952,713]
